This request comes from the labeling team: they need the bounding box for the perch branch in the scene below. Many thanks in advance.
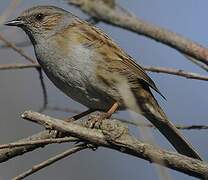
[22,111,208,179]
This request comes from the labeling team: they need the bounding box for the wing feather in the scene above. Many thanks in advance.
[77,22,165,99]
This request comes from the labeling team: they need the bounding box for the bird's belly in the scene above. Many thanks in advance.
[36,52,119,110]
[35,43,124,111]
[45,64,117,110]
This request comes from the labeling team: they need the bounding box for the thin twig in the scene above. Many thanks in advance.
[38,68,48,112]
[0,128,78,163]
[183,54,208,72]
[144,66,208,81]
[0,137,77,149]
[0,63,40,70]
[0,40,31,49]
[120,118,208,130]
[0,33,35,63]
[1,62,208,82]
[12,144,87,180]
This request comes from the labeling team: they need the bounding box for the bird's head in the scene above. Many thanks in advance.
[5,6,76,43]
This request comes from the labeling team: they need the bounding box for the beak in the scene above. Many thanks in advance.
[5,17,25,27]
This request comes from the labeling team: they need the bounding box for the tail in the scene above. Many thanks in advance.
[133,85,202,160]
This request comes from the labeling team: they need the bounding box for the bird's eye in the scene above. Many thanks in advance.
[35,13,44,21]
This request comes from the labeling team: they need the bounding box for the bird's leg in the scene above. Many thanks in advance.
[84,102,119,151]
[87,102,119,128]
[55,109,95,138]
[105,102,119,118]
[64,109,96,122]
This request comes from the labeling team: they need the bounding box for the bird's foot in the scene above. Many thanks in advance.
[86,103,119,129]
[86,112,108,129]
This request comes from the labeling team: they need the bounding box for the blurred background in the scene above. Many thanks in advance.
[0,0,207,179]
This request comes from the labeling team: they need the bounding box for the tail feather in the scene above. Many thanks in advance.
[133,86,202,160]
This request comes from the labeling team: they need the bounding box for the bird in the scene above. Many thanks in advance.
[5,5,201,160]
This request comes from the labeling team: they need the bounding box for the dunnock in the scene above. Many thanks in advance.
[6,6,201,160]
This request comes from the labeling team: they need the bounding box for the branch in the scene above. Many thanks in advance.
[13,144,87,180]
[0,63,40,70]
[0,130,74,163]
[144,66,208,81]
[0,137,77,149]
[0,33,35,64]
[0,40,31,49]
[119,118,208,130]
[38,68,48,112]
[22,111,208,179]
[1,62,208,82]
[183,54,208,72]
[66,0,208,69]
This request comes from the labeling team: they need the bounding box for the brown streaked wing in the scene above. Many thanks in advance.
[118,53,166,99]
[78,21,165,99]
